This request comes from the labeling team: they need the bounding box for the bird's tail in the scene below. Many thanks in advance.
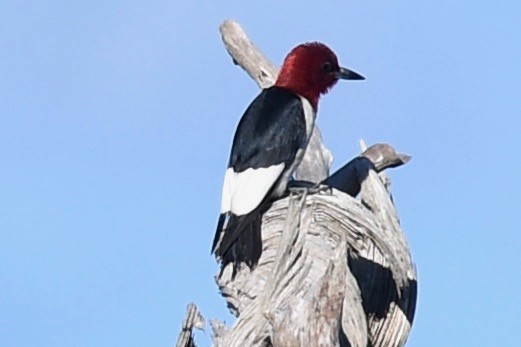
[211,213,227,254]
[212,209,263,278]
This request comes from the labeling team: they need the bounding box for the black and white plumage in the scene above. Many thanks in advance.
[211,42,364,275]
[212,86,315,273]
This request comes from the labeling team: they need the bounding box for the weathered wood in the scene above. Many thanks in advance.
[209,319,229,347]
[219,20,333,183]
[215,187,414,345]
[190,20,417,347]
[175,303,205,347]
[219,20,278,89]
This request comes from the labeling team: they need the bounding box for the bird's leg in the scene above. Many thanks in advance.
[288,179,332,196]
[309,182,333,195]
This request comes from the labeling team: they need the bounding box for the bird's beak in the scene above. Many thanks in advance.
[337,67,365,80]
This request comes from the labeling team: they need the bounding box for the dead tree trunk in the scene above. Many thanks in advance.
[176,20,417,347]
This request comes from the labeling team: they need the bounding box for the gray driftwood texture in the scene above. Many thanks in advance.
[175,20,416,347]
[176,304,205,347]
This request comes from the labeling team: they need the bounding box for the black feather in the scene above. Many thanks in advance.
[213,86,309,276]
[211,213,226,254]
[214,205,267,277]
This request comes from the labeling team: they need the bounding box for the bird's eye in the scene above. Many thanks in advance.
[322,62,333,73]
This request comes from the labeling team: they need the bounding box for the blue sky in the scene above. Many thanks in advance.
[1,1,520,346]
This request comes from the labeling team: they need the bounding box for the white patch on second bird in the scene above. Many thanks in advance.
[220,164,285,216]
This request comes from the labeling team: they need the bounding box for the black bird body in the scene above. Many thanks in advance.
[212,42,364,275]
[212,86,315,274]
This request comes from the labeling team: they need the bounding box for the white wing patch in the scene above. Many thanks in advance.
[220,168,233,213]
[220,164,285,216]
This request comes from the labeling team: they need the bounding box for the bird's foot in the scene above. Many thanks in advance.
[288,181,332,196]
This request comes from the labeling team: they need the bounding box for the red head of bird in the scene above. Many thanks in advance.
[275,42,364,108]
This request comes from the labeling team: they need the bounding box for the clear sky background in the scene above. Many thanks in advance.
[1,1,520,346]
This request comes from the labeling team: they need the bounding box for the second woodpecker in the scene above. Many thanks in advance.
[212,42,364,275]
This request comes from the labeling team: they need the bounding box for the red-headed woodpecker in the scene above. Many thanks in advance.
[212,42,364,275]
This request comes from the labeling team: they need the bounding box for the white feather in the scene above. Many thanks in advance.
[220,96,315,216]
[220,168,233,213]
[220,164,285,216]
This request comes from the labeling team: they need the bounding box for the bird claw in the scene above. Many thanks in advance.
[311,183,333,195]
[288,186,309,196]
[288,182,332,196]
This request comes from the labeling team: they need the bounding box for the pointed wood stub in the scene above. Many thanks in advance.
[175,303,205,347]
